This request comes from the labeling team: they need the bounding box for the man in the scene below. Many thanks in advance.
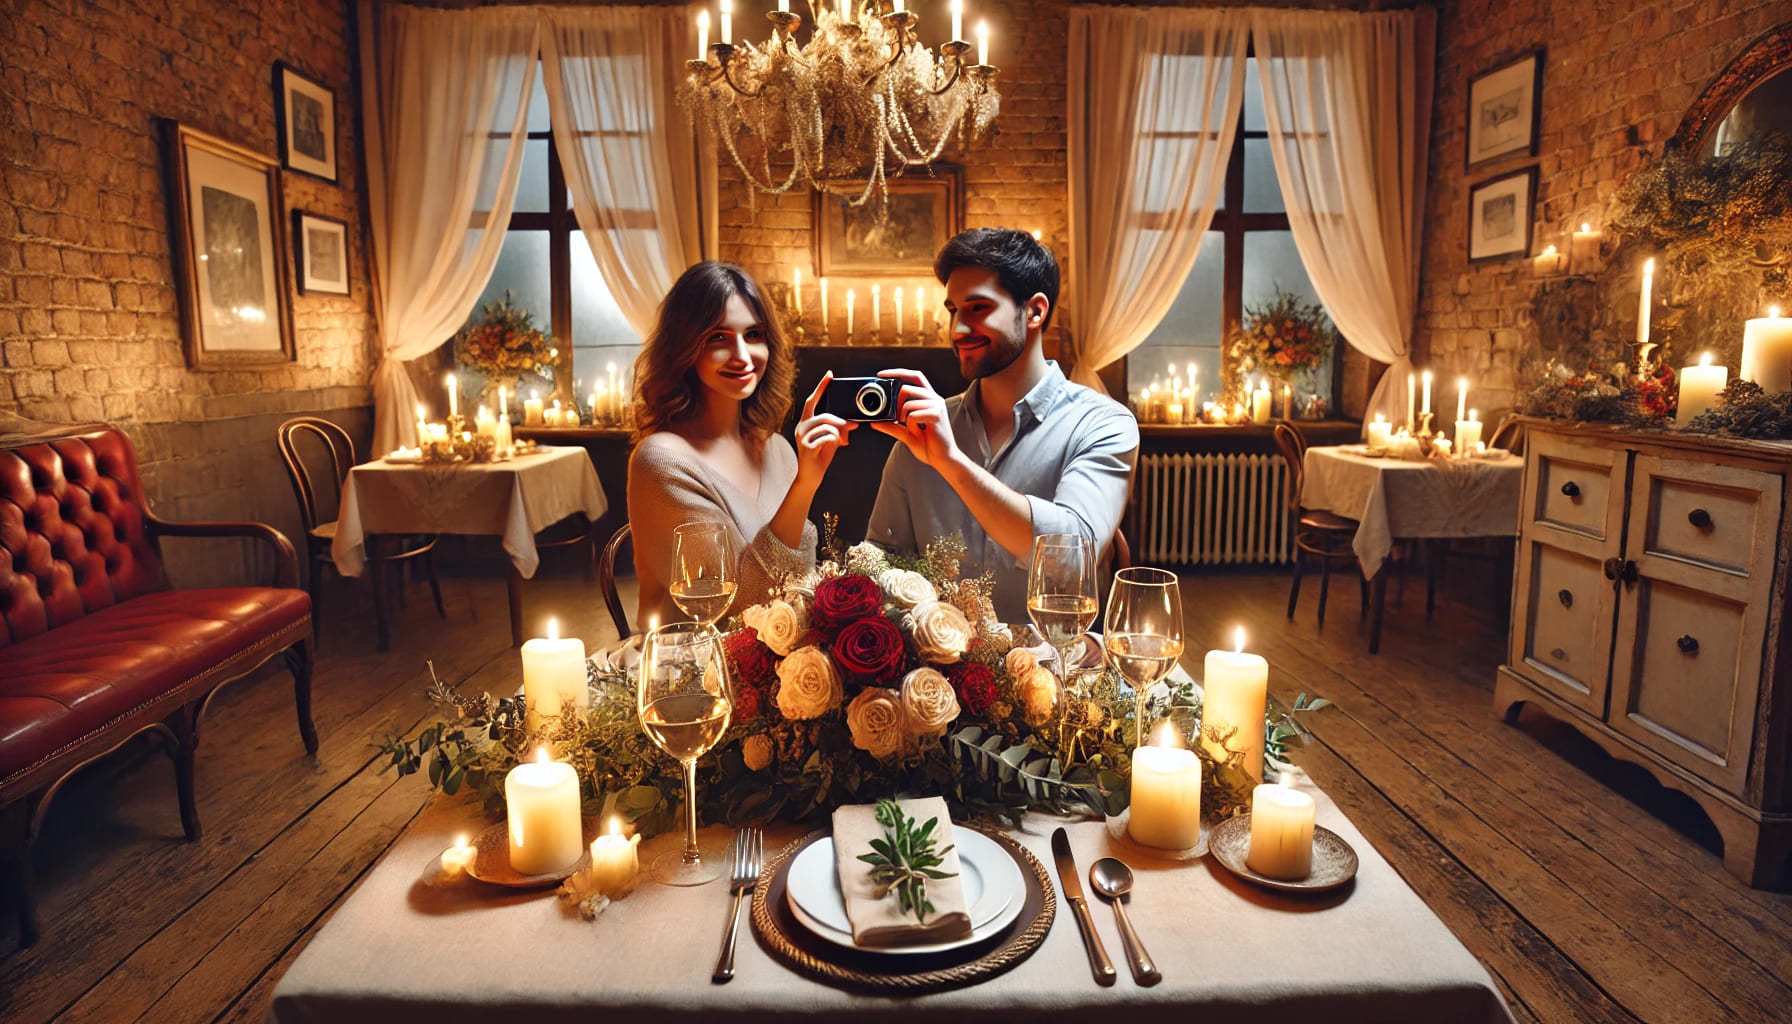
[866,228,1140,620]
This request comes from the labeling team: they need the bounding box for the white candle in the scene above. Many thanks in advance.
[1456,377,1467,424]
[720,0,732,45]
[975,20,989,65]
[846,289,856,336]
[1434,437,1453,458]
[1533,244,1566,277]
[446,374,458,419]
[415,403,428,442]
[872,284,881,333]
[1569,222,1602,274]
[1741,306,1792,394]
[1250,386,1271,425]
[793,266,803,315]
[587,818,642,896]
[1420,370,1432,415]
[1406,373,1416,430]
[505,750,584,876]
[1677,354,1728,425]
[523,393,544,426]
[1201,627,1268,784]
[915,286,925,339]
[521,617,588,735]
[780,0,791,13]
[1245,780,1315,879]
[950,0,963,41]
[440,834,476,880]
[697,10,709,57]
[1282,384,1292,421]
[1637,258,1655,349]
[820,277,830,336]
[475,406,497,440]
[1129,737,1202,850]
[1166,402,1183,424]
[894,286,903,336]
[499,386,509,420]
[1455,409,1482,452]
[1367,413,1391,448]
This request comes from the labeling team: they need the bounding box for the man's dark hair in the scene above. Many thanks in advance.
[934,228,1060,331]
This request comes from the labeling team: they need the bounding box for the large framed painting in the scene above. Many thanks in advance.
[295,211,350,295]
[275,61,337,183]
[1467,167,1536,263]
[814,171,961,277]
[1466,51,1543,167]
[163,121,295,367]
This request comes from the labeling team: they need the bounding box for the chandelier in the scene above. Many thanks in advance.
[683,0,1000,209]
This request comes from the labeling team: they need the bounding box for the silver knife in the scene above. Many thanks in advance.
[1051,827,1117,985]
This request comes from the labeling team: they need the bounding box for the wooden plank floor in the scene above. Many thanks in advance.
[4,559,1791,1023]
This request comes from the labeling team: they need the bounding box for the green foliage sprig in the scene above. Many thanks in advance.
[1687,379,1792,439]
[1611,137,1792,287]
[857,799,958,924]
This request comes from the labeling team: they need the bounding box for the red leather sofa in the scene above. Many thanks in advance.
[0,425,315,947]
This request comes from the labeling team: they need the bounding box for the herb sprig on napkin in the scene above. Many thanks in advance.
[857,799,958,924]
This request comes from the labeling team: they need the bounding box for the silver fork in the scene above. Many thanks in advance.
[712,827,762,983]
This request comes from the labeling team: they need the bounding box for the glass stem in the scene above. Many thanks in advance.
[681,758,701,864]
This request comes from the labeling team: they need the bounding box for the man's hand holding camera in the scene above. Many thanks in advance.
[869,369,962,473]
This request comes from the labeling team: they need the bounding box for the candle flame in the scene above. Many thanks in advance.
[1374,412,1386,423]
[1421,370,1432,383]
[1470,409,1478,420]
[1234,626,1245,654]
[445,373,455,388]
[547,617,559,641]
[535,747,549,764]
[1644,257,1655,274]
[1772,306,1783,318]
[1031,229,1042,241]
[1148,721,1183,749]
[648,615,659,632]
[1580,222,1592,233]
[454,833,469,849]
[1542,244,1557,256]
[1458,376,1467,390]
[609,817,622,838]
[1700,352,1713,367]
[698,9,709,29]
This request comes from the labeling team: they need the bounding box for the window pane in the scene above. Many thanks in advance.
[1128,231,1224,401]
[459,231,553,397]
[512,138,552,213]
[570,233,641,392]
[1242,230,1333,406]
[1243,138,1283,213]
[1243,57,1265,132]
[526,63,550,133]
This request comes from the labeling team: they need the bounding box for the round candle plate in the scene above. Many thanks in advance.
[1207,814,1358,893]
[466,817,604,888]
[1104,807,1208,861]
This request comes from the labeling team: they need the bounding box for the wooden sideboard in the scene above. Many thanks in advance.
[1496,418,1792,887]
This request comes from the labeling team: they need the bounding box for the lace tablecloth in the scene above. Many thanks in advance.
[1301,447,1524,576]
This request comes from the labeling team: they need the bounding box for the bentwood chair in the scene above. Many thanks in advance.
[277,417,444,645]
[1273,422,1367,629]
[597,523,634,641]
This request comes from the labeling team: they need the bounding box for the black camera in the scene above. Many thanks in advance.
[819,376,900,422]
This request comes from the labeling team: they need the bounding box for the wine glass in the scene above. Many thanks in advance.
[1026,534,1099,692]
[1103,567,1185,745]
[638,620,734,885]
[671,521,738,630]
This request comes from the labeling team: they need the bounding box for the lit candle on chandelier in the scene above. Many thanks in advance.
[976,20,989,65]
[872,284,881,333]
[720,0,732,45]
[696,9,709,57]
[820,277,830,336]
[915,286,925,338]
[846,288,856,336]
[793,266,803,316]
[894,286,904,336]
[950,0,963,42]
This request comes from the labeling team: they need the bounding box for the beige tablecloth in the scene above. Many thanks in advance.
[1301,447,1524,576]
[269,785,1510,1024]
[331,447,607,579]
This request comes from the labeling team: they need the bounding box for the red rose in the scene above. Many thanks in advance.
[732,681,766,720]
[947,662,998,716]
[724,627,779,690]
[812,574,883,631]
[830,615,906,686]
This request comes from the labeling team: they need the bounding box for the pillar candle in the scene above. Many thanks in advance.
[1532,244,1566,277]
[1128,741,1202,850]
[1741,307,1792,394]
[475,407,497,440]
[1455,410,1482,452]
[1250,386,1271,425]
[1201,627,1267,783]
[1677,354,1728,425]
[1638,258,1655,349]
[521,617,588,734]
[1569,223,1602,274]
[587,818,642,896]
[1367,413,1391,448]
[1166,402,1183,425]
[505,751,584,876]
[446,374,458,419]
[915,286,925,339]
[499,386,509,422]
[523,393,545,426]
[414,404,429,443]
[1245,780,1315,879]
[439,834,476,880]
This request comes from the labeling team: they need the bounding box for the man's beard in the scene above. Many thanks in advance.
[957,307,1028,380]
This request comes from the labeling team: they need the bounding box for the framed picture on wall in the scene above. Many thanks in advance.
[814,170,962,277]
[295,211,350,295]
[1466,51,1543,167]
[163,121,295,368]
[1467,167,1536,263]
[275,61,337,183]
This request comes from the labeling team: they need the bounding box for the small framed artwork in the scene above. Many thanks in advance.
[295,211,350,295]
[814,170,961,277]
[1467,167,1537,263]
[275,61,337,183]
[163,120,295,367]
[1466,50,1543,167]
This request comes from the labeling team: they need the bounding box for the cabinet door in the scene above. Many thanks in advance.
[1607,455,1782,793]
[1509,431,1629,713]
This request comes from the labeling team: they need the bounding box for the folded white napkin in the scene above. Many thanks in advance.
[831,798,972,948]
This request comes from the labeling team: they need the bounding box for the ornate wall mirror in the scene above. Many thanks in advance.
[1673,23,1792,155]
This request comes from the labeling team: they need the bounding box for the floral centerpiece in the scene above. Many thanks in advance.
[1519,359,1676,426]
[1227,288,1334,386]
[453,292,553,394]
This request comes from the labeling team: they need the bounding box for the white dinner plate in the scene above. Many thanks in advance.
[784,826,1024,955]
[382,452,425,465]
[589,634,643,674]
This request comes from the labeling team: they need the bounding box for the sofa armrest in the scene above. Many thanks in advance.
[147,515,301,589]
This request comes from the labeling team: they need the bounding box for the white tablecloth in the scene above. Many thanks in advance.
[330,447,607,579]
[269,786,1510,1023]
[1301,447,1524,576]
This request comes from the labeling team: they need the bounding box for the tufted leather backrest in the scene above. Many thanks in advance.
[0,427,167,647]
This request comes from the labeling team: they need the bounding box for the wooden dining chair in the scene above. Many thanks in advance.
[597,523,633,641]
[277,417,444,646]
[1273,422,1366,629]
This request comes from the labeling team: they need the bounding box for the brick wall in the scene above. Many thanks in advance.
[0,0,375,585]
[1417,0,1787,415]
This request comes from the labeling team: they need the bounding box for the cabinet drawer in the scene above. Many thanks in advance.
[1514,540,1612,714]
[1533,446,1618,539]
[1639,462,1777,577]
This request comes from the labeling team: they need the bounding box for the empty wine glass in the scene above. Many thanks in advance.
[1026,534,1099,690]
[671,521,738,629]
[638,620,734,885]
[1103,567,1185,743]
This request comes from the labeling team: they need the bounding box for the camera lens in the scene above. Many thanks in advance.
[855,382,887,418]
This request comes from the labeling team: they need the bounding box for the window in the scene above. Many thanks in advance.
[1124,57,1335,410]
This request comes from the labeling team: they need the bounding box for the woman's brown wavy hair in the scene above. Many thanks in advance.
[631,261,795,445]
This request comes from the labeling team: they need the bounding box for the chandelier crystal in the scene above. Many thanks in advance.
[683,0,1000,209]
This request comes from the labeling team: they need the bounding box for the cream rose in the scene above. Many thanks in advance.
[846,687,908,760]
[741,733,775,771]
[878,568,938,610]
[1016,666,1058,726]
[775,645,843,720]
[911,599,972,664]
[845,541,891,578]
[1005,647,1041,683]
[899,667,961,738]
[755,598,809,656]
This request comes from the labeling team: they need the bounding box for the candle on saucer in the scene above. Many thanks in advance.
[475,406,497,440]
[1246,775,1315,879]
[440,834,476,880]
[1129,725,1202,850]
[1455,408,1482,453]
[523,392,545,426]
[1202,626,1268,783]
[1366,413,1392,448]
[1677,353,1728,425]
[587,818,642,896]
[1569,222,1602,274]
[521,617,588,735]
[505,749,584,876]
[1250,385,1271,425]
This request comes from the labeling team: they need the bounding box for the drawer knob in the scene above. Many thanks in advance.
[1677,635,1699,654]
[1688,507,1713,530]
[1560,481,1581,499]
[1602,557,1622,581]
[1550,647,1569,661]
[1557,588,1574,609]
[1622,559,1639,585]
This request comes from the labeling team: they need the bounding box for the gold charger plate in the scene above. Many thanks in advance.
[1207,814,1359,893]
[467,817,604,888]
[750,826,1055,993]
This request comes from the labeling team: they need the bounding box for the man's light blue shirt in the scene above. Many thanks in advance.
[866,361,1140,620]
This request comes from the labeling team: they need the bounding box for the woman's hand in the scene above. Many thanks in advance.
[794,371,855,485]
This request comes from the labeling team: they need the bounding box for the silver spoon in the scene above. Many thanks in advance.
[1089,857,1161,986]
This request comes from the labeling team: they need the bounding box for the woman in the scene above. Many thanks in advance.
[627,261,852,630]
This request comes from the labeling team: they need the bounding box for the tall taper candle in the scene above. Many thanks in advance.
[446,374,457,419]
[846,289,855,337]
[1420,370,1432,415]
[1456,377,1467,424]
[894,286,904,337]
[793,266,802,315]
[872,284,881,334]
[820,277,830,336]
[1638,258,1655,348]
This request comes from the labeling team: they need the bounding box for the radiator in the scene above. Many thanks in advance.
[1129,453,1292,565]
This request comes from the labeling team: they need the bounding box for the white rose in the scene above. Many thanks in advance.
[911,599,972,664]
[755,598,809,656]
[878,568,938,610]
[742,733,775,771]
[899,667,960,738]
[846,687,908,760]
[1005,647,1040,683]
[775,645,843,720]
[845,541,891,578]
[1016,666,1058,726]
[740,603,768,635]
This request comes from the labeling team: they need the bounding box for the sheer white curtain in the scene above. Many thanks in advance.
[1249,8,1436,428]
[359,2,539,454]
[1067,6,1247,393]
[540,6,711,339]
